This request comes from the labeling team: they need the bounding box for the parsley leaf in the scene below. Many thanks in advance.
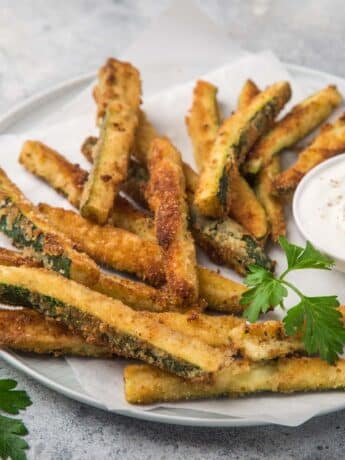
[241,266,288,322]
[0,415,29,460]
[279,236,334,271]
[0,380,32,415]
[0,376,31,460]
[240,238,345,364]
[284,296,345,363]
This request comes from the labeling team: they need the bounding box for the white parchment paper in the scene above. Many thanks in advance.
[2,0,345,426]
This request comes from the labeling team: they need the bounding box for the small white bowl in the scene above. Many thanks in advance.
[293,153,345,272]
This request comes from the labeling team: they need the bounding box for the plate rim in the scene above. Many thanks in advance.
[1,61,345,427]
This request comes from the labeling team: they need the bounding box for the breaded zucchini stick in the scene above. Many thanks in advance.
[0,169,172,312]
[237,79,260,110]
[0,265,226,378]
[186,80,219,170]
[256,156,286,241]
[20,140,150,239]
[19,140,88,208]
[0,168,100,286]
[274,113,345,194]
[0,308,112,357]
[190,203,273,275]
[194,81,291,217]
[38,203,164,286]
[183,83,268,239]
[123,161,271,269]
[147,138,199,306]
[18,143,248,314]
[229,169,268,241]
[0,248,40,268]
[124,357,345,404]
[80,101,139,224]
[134,110,159,164]
[93,58,142,127]
[245,85,342,174]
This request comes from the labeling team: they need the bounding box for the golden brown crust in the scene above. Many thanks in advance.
[0,248,41,268]
[255,156,286,241]
[80,101,139,224]
[81,136,98,163]
[38,203,165,286]
[124,357,345,404]
[229,168,268,241]
[93,58,142,126]
[147,138,199,307]
[185,80,219,170]
[274,112,345,194]
[19,140,87,208]
[245,85,342,174]
[0,308,112,357]
[237,79,260,110]
[195,81,291,217]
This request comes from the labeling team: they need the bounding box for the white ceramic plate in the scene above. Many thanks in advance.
[1,64,345,427]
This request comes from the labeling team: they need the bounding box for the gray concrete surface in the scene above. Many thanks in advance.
[1,1,345,458]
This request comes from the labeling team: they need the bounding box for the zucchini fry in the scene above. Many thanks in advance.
[93,58,141,126]
[237,79,260,110]
[19,140,88,208]
[256,156,286,241]
[229,169,268,241]
[18,143,248,314]
[124,357,345,404]
[0,168,100,286]
[19,140,150,238]
[147,138,199,306]
[0,248,40,268]
[186,80,219,170]
[245,85,342,174]
[0,168,173,312]
[134,110,159,164]
[274,113,345,194]
[0,265,227,379]
[80,101,139,224]
[0,308,112,357]
[124,161,271,269]
[38,203,165,286]
[194,81,291,217]
[190,203,273,275]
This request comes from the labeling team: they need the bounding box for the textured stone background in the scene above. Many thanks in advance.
[1,1,345,458]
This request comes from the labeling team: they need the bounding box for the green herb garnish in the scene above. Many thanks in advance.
[0,376,31,460]
[240,236,345,364]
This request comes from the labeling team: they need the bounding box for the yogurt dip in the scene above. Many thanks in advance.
[293,153,345,269]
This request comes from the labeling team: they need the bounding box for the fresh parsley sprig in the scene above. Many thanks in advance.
[240,236,345,364]
[0,375,31,460]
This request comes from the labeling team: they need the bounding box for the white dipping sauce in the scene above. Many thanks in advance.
[294,154,345,264]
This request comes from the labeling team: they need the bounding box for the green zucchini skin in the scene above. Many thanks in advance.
[0,282,200,377]
[189,204,273,275]
[0,197,72,276]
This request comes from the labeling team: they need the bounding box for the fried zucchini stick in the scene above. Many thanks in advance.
[186,80,219,170]
[245,85,342,174]
[184,81,268,239]
[194,81,291,217]
[147,138,199,306]
[256,156,286,241]
[18,142,248,314]
[0,265,227,378]
[274,113,345,194]
[19,140,88,208]
[93,58,142,126]
[80,101,139,224]
[0,168,174,312]
[237,79,260,110]
[38,203,164,286]
[0,308,112,357]
[125,357,345,404]
[238,82,286,242]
